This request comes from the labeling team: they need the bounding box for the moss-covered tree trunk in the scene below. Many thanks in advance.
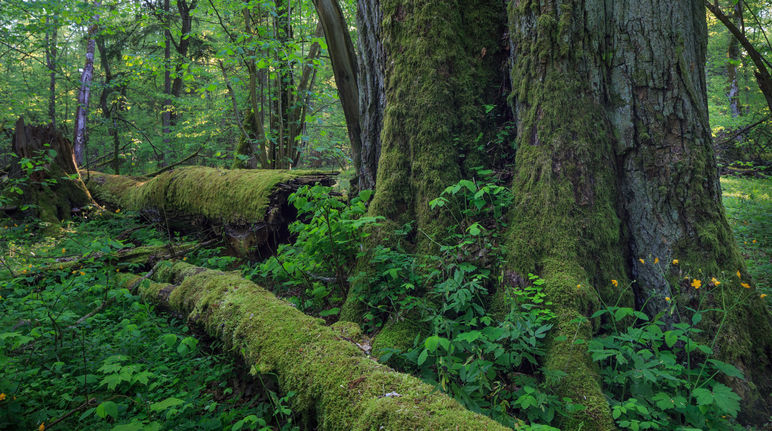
[367,0,507,244]
[344,0,772,428]
[506,0,771,426]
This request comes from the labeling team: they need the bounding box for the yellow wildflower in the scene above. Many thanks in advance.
[611,279,618,287]
[115,209,120,213]
[116,269,120,272]
[691,279,702,289]
[741,282,751,289]
[737,270,742,279]
[39,423,44,431]
[61,248,66,253]
[576,284,581,289]
[753,239,757,244]
[21,269,27,274]
[672,259,679,264]
[79,271,85,276]
[182,257,187,261]
[761,294,768,299]
[711,277,720,286]
[654,257,659,264]
[0,393,6,401]
[665,296,671,302]
[639,258,645,264]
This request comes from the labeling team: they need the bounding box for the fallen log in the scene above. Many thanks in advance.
[116,261,510,431]
[83,167,337,258]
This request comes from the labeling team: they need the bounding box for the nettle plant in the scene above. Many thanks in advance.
[588,271,751,431]
[379,175,582,428]
[256,185,381,315]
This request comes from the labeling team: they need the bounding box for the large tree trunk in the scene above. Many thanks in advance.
[366,0,506,246]
[343,0,772,428]
[506,0,771,426]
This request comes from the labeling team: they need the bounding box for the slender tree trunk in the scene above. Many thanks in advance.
[170,0,198,102]
[355,0,384,191]
[73,1,100,166]
[161,0,172,162]
[312,0,362,183]
[45,14,59,128]
[96,37,122,175]
[288,22,324,168]
[727,0,742,118]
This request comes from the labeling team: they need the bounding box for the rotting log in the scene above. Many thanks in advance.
[116,261,510,431]
[83,167,337,259]
[3,117,96,224]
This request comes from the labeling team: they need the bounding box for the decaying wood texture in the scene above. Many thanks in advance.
[83,167,336,258]
[116,262,510,431]
[3,117,95,223]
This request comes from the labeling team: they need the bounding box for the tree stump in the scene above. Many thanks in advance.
[3,117,96,223]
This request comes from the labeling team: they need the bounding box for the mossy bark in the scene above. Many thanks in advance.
[506,0,772,426]
[84,167,336,258]
[117,262,510,431]
[368,0,507,246]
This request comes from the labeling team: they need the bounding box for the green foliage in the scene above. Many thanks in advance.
[0,216,298,430]
[721,176,772,293]
[0,146,59,211]
[254,185,380,314]
[589,302,746,430]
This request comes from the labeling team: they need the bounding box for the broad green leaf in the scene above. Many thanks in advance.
[150,397,185,412]
[96,401,119,420]
[691,387,713,406]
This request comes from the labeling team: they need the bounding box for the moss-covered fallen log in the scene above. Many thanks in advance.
[83,167,336,258]
[116,261,510,431]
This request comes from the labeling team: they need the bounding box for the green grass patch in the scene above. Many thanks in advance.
[721,176,771,297]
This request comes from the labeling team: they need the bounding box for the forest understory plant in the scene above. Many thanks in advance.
[0,215,300,431]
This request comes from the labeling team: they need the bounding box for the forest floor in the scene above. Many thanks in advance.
[0,175,769,431]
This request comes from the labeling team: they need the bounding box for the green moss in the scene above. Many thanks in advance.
[505,2,631,429]
[139,262,509,430]
[371,318,424,362]
[369,0,505,252]
[85,167,329,224]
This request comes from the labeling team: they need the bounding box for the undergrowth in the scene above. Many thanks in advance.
[259,173,764,430]
[0,216,297,431]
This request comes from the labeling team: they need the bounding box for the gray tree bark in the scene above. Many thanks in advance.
[73,1,100,166]
[312,0,363,187]
[507,0,772,426]
[355,0,384,191]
